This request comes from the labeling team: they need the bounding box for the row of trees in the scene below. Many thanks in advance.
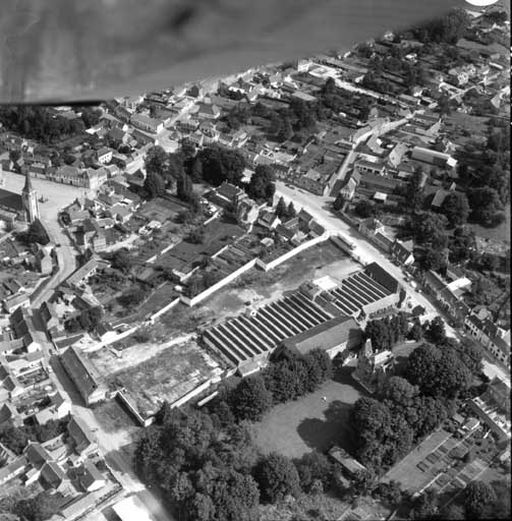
[275,197,297,220]
[350,333,483,471]
[210,349,333,424]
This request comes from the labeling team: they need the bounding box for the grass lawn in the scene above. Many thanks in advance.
[468,203,511,244]
[251,370,362,459]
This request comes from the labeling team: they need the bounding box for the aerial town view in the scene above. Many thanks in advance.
[0,1,509,520]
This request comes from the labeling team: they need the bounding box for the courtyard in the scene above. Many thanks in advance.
[251,370,362,459]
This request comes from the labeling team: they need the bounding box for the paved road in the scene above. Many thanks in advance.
[275,181,457,336]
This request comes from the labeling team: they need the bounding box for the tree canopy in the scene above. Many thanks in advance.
[405,343,472,398]
[197,145,246,186]
[255,453,301,503]
[439,192,470,228]
[246,165,276,203]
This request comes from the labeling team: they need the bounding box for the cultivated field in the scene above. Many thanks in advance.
[251,372,362,459]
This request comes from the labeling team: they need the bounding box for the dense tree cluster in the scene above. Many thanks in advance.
[196,146,246,186]
[439,192,470,228]
[412,8,470,45]
[405,343,473,398]
[0,419,68,455]
[364,313,409,351]
[457,122,509,225]
[350,328,483,471]
[246,165,276,203]
[409,479,510,520]
[1,491,63,521]
[0,106,86,144]
[135,406,260,521]
[254,453,301,503]
[64,306,103,333]
[110,249,134,273]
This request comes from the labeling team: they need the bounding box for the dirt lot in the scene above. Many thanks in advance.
[195,240,359,327]
[91,337,221,418]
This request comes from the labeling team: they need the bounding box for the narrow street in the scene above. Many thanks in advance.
[50,357,175,521]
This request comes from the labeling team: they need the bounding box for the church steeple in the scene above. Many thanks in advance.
[23,169,34,193]
[21,171,40,223]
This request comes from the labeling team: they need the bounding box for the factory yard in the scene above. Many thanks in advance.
[89,337,222,419]
[198,240,360,325]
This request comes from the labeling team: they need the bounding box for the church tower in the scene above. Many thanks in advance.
[21,171,40,223]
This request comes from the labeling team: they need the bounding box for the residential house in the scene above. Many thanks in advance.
[40,461,68,491]
[422,270,470,325]
[0,457,27,486]
[339,171,361,201]
[34,392,71,425]
[358,218,394,253]
[67,416,98,456]
[3,292,30,314]
[130,114,164,134]
[257,210,281,230]
[34,244,53,275]
[390,239,415,266]
[467,377,510,441]
[65,256,109,288]
[464,314,510,367]
[354,158,385,176]
[208,182,248,209]
[77,461,106,492]
[196,103,221,120]
[386,143,408,168]
[96,148,113,165]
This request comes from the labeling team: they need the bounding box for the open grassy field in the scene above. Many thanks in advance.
[251,371,362,459]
